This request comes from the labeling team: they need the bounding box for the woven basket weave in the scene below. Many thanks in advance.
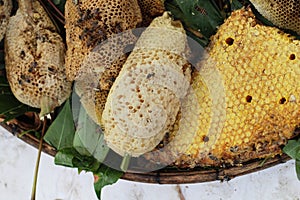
[1,122,292,184]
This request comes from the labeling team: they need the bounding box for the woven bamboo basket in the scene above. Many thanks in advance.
[0,120,295,184]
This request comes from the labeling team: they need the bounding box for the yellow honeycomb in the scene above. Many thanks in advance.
[161,7,300,167]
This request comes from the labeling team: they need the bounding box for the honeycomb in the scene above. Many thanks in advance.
[75,31,137,123]
[65,0,142,81]
[102,13,191,157]
[5,0,72,115]
[249,0,300,34]
[148,7,300,167]
[0,0,12,41]
[65,0,143,124]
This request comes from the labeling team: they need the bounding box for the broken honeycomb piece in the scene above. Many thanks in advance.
[102,12,191,157]
[249,0,300,34]
[5,0,72,115]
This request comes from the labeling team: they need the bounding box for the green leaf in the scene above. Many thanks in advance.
[73,106,109,162]
[0,56,4,71]
[283,140,300,160]
[54,147,100,172]
[94,165,123,199]
[73,105,99,156]
[51,99,117,199]
[72,155,101,173]
[296,160,300,181]
[44,99,75,150]
[50,0,66,13]
[52,0,61,5]
[0,93,25,114]
[54,149,76,167]
[92,134,110,163]
[0,40,4,67]
[166,0,226,46]
[229,0,243,11]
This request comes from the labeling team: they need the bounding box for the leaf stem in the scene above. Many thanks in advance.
[2,104,25,115]
[120,153,131,172]
[0,83,10,86]
[18,129,36,138]
[31,116,47,200]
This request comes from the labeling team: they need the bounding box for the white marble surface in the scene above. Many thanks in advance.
[1,125,300,200]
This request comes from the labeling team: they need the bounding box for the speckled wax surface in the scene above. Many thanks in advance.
[1,126,300,199]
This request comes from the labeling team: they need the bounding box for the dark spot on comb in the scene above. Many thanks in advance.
[289,54,296,60]
[246,95,252,103]
[279,97,286,104]
[146,72,155,79]
[20,50,25,59]
[203,135,209,142]
[225,37,234,45]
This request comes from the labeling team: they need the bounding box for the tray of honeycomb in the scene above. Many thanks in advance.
[0,0,299,190]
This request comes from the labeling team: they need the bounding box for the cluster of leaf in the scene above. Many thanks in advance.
[283,138,300,181]
[43,98,122,199]
[0,64,123,198]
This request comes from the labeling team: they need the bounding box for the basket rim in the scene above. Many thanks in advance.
[1,123,291,184]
